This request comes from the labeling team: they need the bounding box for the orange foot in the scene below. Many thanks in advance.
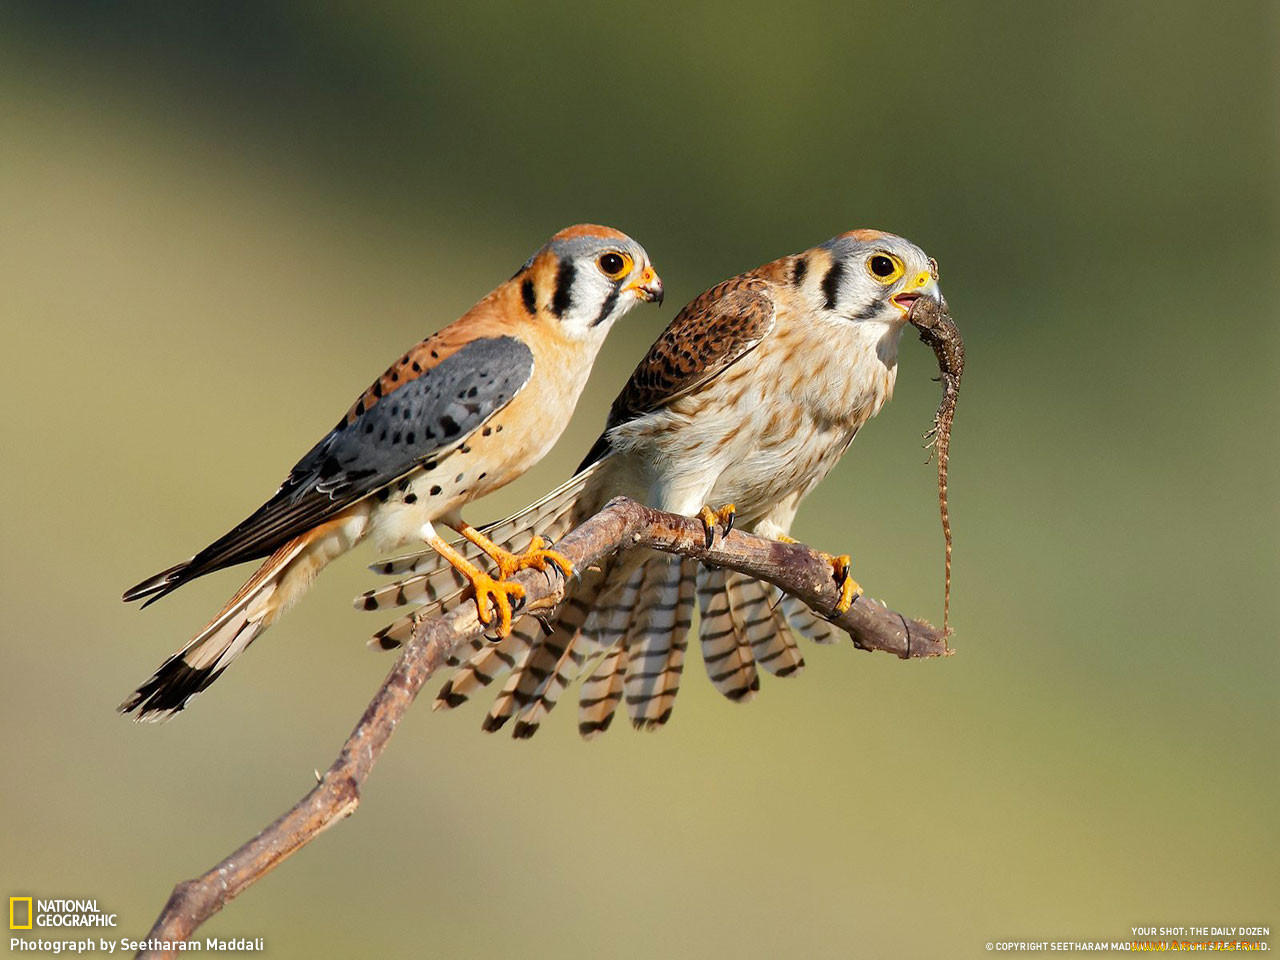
[828,553,862,615]
[455,522,576,583]
[467,568,527,637]
[424,534,527,636]
[775,535,861,614]
[696,503,736,548]
[491,535,574,581]
[455,522,573,582]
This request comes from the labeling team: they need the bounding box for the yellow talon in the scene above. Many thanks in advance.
[774,535,860,614]
[470,571,526,637]
[696,503,736,547]
[455,523,574,581]
[423,534,527,637]
[494,535,575,581]
[830,553,862,615]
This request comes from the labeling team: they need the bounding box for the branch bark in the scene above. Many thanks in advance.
[136,497,950,958]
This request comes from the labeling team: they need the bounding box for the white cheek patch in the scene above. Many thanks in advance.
[557,269,628,336]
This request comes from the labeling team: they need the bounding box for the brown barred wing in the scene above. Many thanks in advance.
[579,275,775,468]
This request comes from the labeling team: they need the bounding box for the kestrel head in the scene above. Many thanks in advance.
[516,224,663,339]
[806,229,941,326]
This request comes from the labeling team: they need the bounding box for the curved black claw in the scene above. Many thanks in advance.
[541,539,569,581]
[697,504,736,549]
[698,506,717,548]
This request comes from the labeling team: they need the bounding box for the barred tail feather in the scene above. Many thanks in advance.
[480,570,605,736]
[406,510,830,741]
[477,555,650,739]
[696,565,760,702]
[577,639,629,740]
[483,607,578,734]
[366,588,470,651]
[509,633,590,739]
[367,612,416,651]
[623,554,696,731]
[727,572,805,678]
[571,561,647,738]
[581,560,646,654]
[509,595,600,739]
[503,571,618,737]
[476,647,528,732]
[434,620,539,710]
[779,593,839,645]
[120,519,356,720]
[357,567,472,618]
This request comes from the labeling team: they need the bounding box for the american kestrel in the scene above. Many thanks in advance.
[362,229,941,739]
[119,224,663,720]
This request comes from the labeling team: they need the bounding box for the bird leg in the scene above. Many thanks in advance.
[423,534,525,636]
[776,535,861,614]
[452,522,574,581]
[696,503,736,548]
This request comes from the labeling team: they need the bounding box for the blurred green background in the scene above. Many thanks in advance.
[2,2,1275,957]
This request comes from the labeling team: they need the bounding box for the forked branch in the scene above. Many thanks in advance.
[135,497,950,958]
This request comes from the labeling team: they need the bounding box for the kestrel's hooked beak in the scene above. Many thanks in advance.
[891,271,942,318]
[623,265,664,306]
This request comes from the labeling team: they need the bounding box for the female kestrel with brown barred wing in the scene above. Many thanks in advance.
[363,229,942,739]
[119,225,662,720]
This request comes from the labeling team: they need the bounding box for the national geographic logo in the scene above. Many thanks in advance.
[9,898,32,930]
[9,898,117,929]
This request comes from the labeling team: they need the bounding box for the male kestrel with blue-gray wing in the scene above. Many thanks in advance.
[119,224,663,720]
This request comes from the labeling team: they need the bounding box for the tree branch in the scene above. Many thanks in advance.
[136,497,950,958]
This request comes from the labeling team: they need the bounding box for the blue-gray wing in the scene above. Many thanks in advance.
[127,335,533,604]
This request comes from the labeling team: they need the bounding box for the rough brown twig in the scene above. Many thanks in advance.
[135,497,950,958]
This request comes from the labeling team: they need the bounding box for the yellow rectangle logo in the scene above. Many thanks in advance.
[10,896,33,929]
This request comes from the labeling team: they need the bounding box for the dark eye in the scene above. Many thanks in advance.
[598,252,629,278]
[866,252,905,284]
